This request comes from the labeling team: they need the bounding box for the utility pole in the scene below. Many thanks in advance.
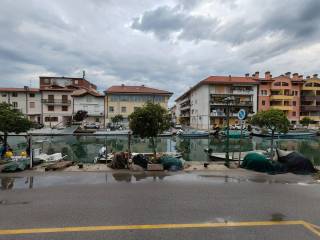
[223,96,235,168]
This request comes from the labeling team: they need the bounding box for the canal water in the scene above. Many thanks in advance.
[5,135,320,166]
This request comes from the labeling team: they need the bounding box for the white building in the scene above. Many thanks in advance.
[39,76,98,127]
[72,89,105,127]
[0,87,42,123]
[175,75,259,130]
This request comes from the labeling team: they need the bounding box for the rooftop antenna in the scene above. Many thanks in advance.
[82,70,86,79]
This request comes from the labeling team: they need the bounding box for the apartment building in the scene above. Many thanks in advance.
[258,72,303,124]
[72,89,105,126]
[105,84,173,126]
[300,74,320,124]
[175,75,258,129]
[40,76,98,127]
[0,87,42,123]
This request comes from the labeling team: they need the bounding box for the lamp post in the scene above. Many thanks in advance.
[24,86,29,117]
[223,96,235,167]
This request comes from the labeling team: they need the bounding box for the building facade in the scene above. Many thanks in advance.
[258,72,303,124]
[39,76,98,127]
[104,85,172,126]
[300,74,320,124]
[175,75,258,129]
[72,89,105,127]
[0,87,42,123]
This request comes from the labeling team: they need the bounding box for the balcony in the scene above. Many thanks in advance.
[210,112,239,117]
[270,95,293,100]
[42,99,71,105]
[180,113,190,118]
[271,105,293,111]
[231,90,254,95]
[180,105,191,110]
[210,101,253,107]
[301,95,320,101]
[300,105,320,112]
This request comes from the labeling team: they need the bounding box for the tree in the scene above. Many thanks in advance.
[129,102,171,157]
[0,103,33,150]
[74,110,88,122]
[300,117,313,127]
[111,114,124,125]
[250,109,289,160]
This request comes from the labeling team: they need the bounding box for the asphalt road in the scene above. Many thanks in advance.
[0,170,320,240]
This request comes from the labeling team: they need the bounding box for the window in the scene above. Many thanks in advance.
[12,102,18,108]
[305,82,313,87]
[292,112,296,117]
[45,117,58,122]
[74,80,78,84]
[2,93,7,97]
[121,106,126,113]
[86,96,92,102]
[293,101,296,106]
[29,102,35,108]
[44,78,50,84]
[62,95,68,103]
[62,106,68,111]
[95,118,100,123]
[12,92,18,97]
[29,93,35,97]
[314,83,320,87]
[274,82,281,86]
[262,100,265,106]
[48,105,54,111]
[48,95,54,103]
[282,82,289,86]
[134,107,139,112]
[109,106,114,112]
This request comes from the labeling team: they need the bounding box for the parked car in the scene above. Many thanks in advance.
[84,122,100,129]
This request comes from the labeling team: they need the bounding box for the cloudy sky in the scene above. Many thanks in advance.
[1,0,320,105]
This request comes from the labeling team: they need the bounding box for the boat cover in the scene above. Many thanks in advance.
[278,152,318,174]
[241,153,285,174]
[160,156,183,171]
[132,154,149,169]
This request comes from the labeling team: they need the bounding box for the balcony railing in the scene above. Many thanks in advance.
[300,105,320,111]
[42,99,71,105]
[301,95,320,101]
[270,95,293,100]
[210,101,253,106]
[210,112,239,117]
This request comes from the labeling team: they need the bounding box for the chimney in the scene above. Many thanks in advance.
[313,74,318,78]
[299,75,303,80]
[121,84,125,87]
[265,71,271,80]
[292,73,299,80]
[141,84,145,87]
[306,76,310,79]
[285,72,291,78]
[245,73,249,77]
[253,71,259,79]
[229,75,231,81]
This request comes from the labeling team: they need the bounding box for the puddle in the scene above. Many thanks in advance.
[0,172,316,191]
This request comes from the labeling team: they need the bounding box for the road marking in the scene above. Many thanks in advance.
[302,222,320,237]
[0,220,310,235]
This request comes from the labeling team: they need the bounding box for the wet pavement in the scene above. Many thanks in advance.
[0,170,320,239]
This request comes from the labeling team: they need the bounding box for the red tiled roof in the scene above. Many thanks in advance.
[175,75,258,101]
[105,85,173,95]
[0,88,39,92]
[71,89,104,97]
[201,76,259,84]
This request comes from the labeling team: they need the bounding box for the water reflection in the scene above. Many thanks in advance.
[4,135,320,165]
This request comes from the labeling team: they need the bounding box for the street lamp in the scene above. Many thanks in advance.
[223,96,235,167]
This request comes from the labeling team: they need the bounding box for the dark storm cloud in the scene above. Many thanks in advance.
[131,5,219,41]
[131,0,320,50]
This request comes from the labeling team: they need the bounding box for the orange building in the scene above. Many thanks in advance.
[258,71,304,124]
